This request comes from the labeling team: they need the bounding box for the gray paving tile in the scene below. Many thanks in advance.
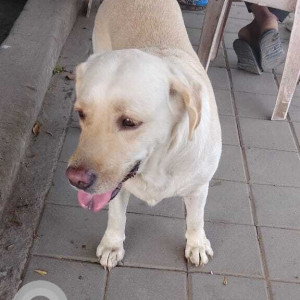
[273,61,285,76]
[107,267,187,300]
[278,23,291,41]
[56,11,94,69]
[229,5,253,20]
[124,213,186,270]
[294,84,300,98]
[239,118,297,151]
[208,67,231,91]
[289,97,300,122]
[235,91,279,120]
[261,227,300,282]
[59,127,80,163]
[214,89,234,116]
[128,195,185,219]
[182,11,204,29]
[219,115,239,146]
[32,205,186,270]
[294,122,300,143]
[231,69,278,96]
[47,162,78,206]
[189,222,263,277]
[190,273,268,300]
[226,48,238,69]
[32,204,108,262]
[187,27,201,46]
[22,256,106,300]
[210,46,226,68]
[206,180,253,225]
[252,185,300,229]
[214,145,246,182]
[70,108,80,126]
[271,282,300,300]
[225,18,249,34]
[245,148,300,187]
[224,32,236,49]
[232,2,245,7]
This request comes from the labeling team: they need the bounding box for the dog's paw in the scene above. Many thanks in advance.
[185,236,213,267]
[96,242,125,270]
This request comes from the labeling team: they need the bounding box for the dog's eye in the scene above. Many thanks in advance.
[120,117,141,129]
[122,118,136,127]
[78,110,85,120]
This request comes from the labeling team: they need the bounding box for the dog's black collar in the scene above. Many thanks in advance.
[110,161,141,201]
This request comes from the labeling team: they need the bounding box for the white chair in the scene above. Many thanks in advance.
[198,0,300,120]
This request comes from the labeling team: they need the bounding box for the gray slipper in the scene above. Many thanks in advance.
[233,39,262,75]
[259,29,285,71]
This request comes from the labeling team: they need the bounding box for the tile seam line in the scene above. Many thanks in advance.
[30,253,273,280]
[212,176,300,188]
[188,271,264,280]
[288,118,300,155]
[30,254,188,273]
[222,39,273,300]
[186,273,191,300]
[235,114,286,121]
[220,86,300,98]
[190,271,300,285]
[103,270,109,300]
[231,144,298,153]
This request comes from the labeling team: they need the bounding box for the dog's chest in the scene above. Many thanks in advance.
[124,172,177,206]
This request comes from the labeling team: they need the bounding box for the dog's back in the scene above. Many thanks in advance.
[93,0,196,58]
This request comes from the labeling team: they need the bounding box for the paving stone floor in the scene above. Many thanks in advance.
[21,3,300,300]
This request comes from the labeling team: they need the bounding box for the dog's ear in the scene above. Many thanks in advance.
[169,73,203,140]
[169,80,201,140]
[75,62,87,96]
[75,52,107,97]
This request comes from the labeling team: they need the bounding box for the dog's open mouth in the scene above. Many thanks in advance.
[77,161,140,212]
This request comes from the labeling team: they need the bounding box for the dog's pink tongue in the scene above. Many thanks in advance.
[77,190,112,212]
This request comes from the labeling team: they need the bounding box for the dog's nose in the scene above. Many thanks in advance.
[66,166,96,190]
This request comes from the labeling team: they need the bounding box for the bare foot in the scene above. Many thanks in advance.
[238,20,259,46]
[257,14,279,34]
[238,9,278,46]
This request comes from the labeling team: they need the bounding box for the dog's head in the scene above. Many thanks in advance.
[66,49,206,211]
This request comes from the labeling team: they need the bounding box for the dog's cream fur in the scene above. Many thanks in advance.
[69,0,222,269]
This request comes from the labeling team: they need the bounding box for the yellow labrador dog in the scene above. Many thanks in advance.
[66,0,222,270]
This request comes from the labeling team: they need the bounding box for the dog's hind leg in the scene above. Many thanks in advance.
[96,189,130,270]
[184,183,213,266]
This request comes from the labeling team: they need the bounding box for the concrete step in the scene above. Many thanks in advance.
[0,0,82,220]
[0,4,96,298]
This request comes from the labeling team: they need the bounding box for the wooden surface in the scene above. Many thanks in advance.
[272,0,300,120]
[198,0,229,70]
[210,1,232,62]
[244,0,296,12]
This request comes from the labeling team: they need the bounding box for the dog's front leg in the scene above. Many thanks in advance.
[184,183,213,266]
[96,189,130,270]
